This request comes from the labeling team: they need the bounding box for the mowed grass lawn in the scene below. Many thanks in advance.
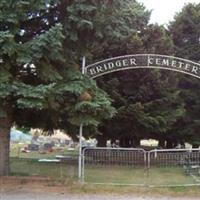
[10,144,78,180]
[10,144,199,186]
[10,157,198,186]
[10,157,78,179]
[84,166,198,186]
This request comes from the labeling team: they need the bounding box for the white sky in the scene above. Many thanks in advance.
[137,0,200,25]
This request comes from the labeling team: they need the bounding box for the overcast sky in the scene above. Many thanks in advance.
[137,0,200,25]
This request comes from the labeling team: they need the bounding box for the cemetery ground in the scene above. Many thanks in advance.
[9,144,200,185]
[2,143,199,199]
[1,175,200,200]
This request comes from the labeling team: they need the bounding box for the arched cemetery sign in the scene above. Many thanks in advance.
[84,54,200,79]
[79,54,200,179]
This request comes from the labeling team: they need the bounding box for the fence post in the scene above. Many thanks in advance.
[82,148,86,182]
[78,124,83,180]
[143,149,147,168]
[147,151,151,177]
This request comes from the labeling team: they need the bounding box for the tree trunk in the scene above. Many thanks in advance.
[120,137,130,147]
[158,138,165,148]
[133,137,140,147]
[180,140,185,148]
[0,108,12,176]
[192,144,199,148]
[96,135,107,147]
[166,139,173,149]
[119,138,125,147]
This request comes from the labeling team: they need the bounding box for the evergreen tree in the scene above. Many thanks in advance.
[0,0,118,175]
[95,17,185,147]
[170,3,200,147]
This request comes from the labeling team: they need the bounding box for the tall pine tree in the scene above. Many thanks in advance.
[169,3,200,147]
[0,0,117,175]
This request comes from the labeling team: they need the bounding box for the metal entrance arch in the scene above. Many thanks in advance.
[78,54,200,180]
[84,54,200,79]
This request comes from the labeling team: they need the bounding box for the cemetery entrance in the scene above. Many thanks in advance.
[78,54,200,186]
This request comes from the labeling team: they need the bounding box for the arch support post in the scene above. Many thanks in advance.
[78,123,83,180]
[78,56,86,181]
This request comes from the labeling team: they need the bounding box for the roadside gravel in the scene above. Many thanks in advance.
[0,192,200,200]
[1,177,200,200]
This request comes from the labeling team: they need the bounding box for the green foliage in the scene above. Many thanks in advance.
[142,24,174,54]
[17,24,64,63]
[62,0,150,61]
[97,68,185,146]
[170,3,200,61]
[0,0,116,140]
[50,69,116,127]
[169,3,200,146]
[92,8,182,146]
[1,0,200,148]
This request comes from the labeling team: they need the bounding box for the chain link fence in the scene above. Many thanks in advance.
[82,147,200,186]
[82,148,147,185]
[10,145,200,186]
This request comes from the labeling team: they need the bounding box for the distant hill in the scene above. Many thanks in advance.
[10,129,32,142]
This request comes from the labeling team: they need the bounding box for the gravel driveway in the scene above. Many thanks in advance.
[1,178,200,200]
[0,192,200,200]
